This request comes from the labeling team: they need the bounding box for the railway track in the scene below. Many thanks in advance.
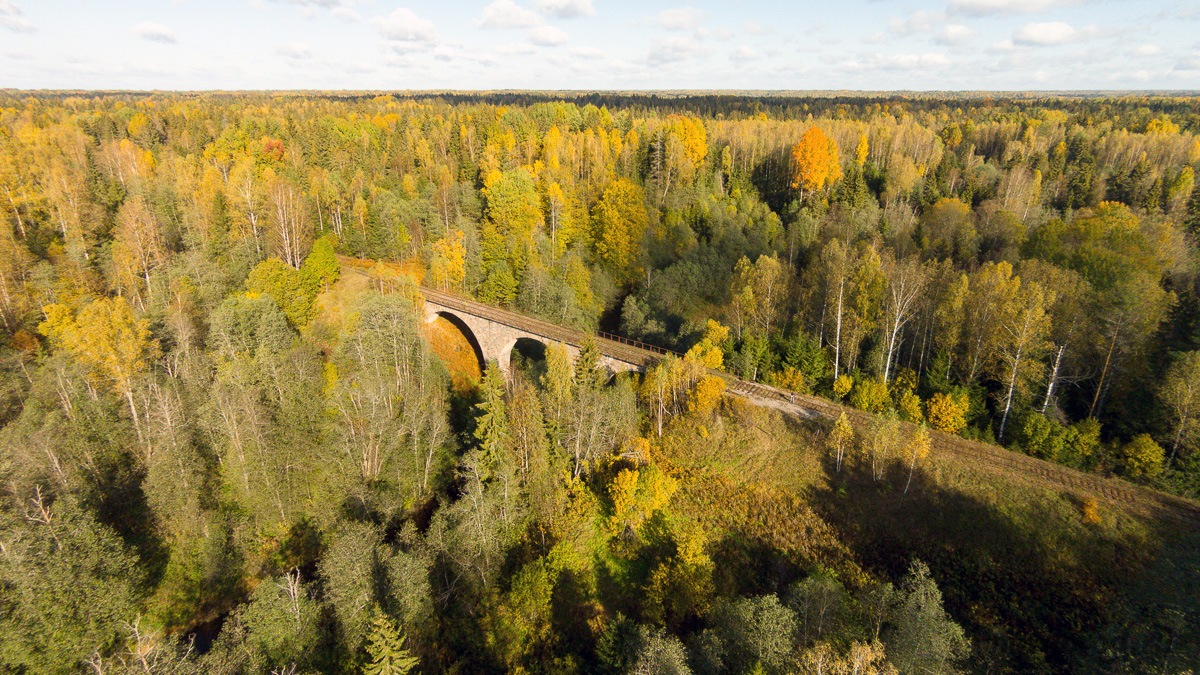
[424,285,1198,525]
[343,262,1200,525]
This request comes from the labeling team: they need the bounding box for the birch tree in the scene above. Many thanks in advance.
[879,252,927,383]
[112,195,166,309]
[39,297,158,443]
[962,262,1020,382]
[995,280,1054,442]
[1161,351,1200,468]
[819,239,853,379]
[267,173,311,269]
[1018,260,1091,414]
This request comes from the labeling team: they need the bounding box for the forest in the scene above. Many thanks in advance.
[0,90,1198,674]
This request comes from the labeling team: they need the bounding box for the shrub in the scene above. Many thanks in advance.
[833,374,853,402]
[896,389,924,424]
[1117,434,1165,478]
[925,392,968,435]
[850,378,892,414]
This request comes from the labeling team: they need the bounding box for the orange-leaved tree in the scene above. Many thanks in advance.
[790,127,842,200]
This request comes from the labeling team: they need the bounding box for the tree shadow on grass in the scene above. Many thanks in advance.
[807,451,1197,673]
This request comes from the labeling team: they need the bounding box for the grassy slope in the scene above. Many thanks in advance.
[679,399,1200,672]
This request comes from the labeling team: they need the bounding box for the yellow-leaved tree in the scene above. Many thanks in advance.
[897,389,925,424]
[592,178,648,282]
[687,375,726,420]
[850,378,892,414]
[684,319,729,370]
[828,412,855,473]
[1118,434,1164,478]
[40,296,158,440]
[669,116,708,179]
[925,392,968,435]
[833,374,854,402]
[904,424,931,494]
[608,463,677,540]
[854,132,869,168]
[428,229,466,292]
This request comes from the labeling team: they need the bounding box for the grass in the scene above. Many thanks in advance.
[665,398,1200,671]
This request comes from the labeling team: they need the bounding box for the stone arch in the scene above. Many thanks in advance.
[504,337,548,378]
[430,310,487,375]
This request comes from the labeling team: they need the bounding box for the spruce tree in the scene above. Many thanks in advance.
[363,607,419,675]
[474,363,511,477]
[1185,181,1200,238]
[573,338,606,392]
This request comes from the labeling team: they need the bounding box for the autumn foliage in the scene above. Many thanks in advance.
[2,91,1198,673]
[790,126,842,198]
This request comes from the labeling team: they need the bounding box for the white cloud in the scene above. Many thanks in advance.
[331,59,375,74]
[1013,21,1098,46]
[645,35,707,64]
[133,21,177,44]
[331,7,360,22]
[935,24,976,45]
[889,10,946,36]
[274,42,311,58]
[0,14,32,32]
[528,25,569,45]
[851,51,953,71]
[1130,44,1163,56]
[372,8,438,45]
[497,43,537,55]
[0,1,34,33]
[283,0,337,5]
[534,0,594,19]
[949,0,1077,17]
[862,32,888,45]
[477,0,542,29]
[743,19,768,36]
[730,46,761,63]
[658,7,706,31]
[1175,56,1200,70]
[570,46,605,59]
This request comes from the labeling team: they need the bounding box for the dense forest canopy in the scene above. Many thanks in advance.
[0,90,1198,674]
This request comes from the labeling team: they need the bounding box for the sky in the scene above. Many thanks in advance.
[2,0,1200,91]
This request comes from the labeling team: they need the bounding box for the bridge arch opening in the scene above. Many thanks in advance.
[507,337,548,381]
[428,311,486,382]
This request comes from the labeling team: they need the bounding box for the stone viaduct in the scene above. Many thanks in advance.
[420,287,668,378]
